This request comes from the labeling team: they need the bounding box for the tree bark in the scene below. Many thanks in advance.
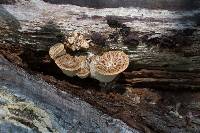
[123,70,200,90]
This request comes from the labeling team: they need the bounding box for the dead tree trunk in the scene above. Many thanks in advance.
[123,70,200,90]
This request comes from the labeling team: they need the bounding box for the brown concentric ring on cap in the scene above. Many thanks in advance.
[55,54,81,77]
[49,43,66,60]
[75,56,90,78]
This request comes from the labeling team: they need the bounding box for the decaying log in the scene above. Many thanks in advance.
[123,70,200,90]
[1,1,200,132]
[0,54,138,132]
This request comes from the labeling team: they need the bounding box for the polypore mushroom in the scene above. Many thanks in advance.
[75,56,90,79]
[55,54,81,77]
[49,43,66,60]
[90,51,129,83]
[64,32,90,51]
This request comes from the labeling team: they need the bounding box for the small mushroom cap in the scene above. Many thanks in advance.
[65,32,90,51]
[49,43,66,60]
[95,51,129,76]
[68,37,75,44]
[81,40,90,49]
[55,54,81,71]
[75,56,90,78]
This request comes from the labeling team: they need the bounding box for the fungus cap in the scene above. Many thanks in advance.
[75,56,90,79]
[90,51,129,82]
[96,51,129,75]
[49,43,66,60]
[65,32,90,51]
[55,54,81,77]
[67,37,75,44]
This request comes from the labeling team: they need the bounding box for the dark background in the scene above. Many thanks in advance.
[43,0,200,10]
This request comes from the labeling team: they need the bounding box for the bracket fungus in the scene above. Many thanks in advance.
[75,56,90,79]
[55,54,81,77]
[90,51,129,83]
[49,43,66,60]
[49,33,129,84]
[64,32,91,51]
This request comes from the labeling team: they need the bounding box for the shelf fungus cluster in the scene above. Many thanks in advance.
[64,32,91,51]
[49,32,129,83]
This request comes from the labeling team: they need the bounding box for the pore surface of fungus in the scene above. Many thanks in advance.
[55,54,81,77]
[49,43,66,60]
[90,51,129,82]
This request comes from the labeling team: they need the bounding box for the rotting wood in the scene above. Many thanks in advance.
[123,70,200,90]
[1,1,200,132]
